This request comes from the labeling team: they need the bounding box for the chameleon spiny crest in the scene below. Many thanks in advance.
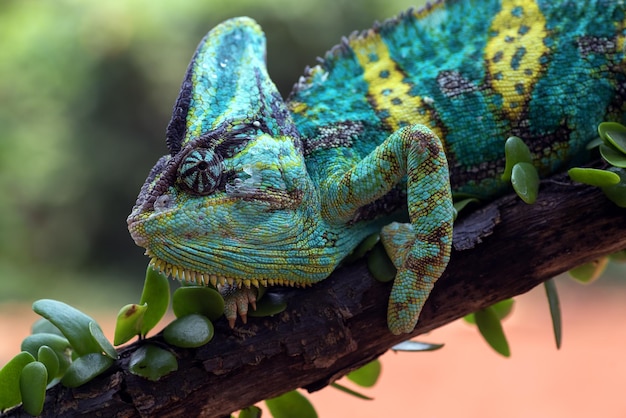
[129,0,626,334]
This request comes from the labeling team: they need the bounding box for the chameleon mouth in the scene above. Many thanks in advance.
[148,253,311,289]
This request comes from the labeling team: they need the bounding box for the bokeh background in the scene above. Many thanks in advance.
[1,0,625,416]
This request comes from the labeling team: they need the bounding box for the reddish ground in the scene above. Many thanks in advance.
[2,279,625,417]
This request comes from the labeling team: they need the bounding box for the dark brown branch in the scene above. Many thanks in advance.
[4,174,626,418]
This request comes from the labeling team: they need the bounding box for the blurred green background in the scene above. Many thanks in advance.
[0,0,426,305]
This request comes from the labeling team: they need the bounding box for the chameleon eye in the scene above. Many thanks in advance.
[177,149,223,195]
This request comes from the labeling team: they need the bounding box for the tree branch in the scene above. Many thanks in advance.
[4,174,626,418]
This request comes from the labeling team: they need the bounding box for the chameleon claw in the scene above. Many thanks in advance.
[220,284,258,327]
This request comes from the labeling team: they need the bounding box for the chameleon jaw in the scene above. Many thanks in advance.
[147,253,311,289]
[148,253,312,328]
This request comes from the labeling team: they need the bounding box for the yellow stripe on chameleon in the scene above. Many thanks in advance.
[486,0,548,120]
[349,31,444,142]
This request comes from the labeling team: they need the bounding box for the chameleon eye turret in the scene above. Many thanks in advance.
[177,149,223,196]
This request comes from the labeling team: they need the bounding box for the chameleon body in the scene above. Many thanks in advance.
[128,0,626,334]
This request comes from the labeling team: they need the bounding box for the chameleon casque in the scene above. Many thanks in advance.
[128,0,626,335]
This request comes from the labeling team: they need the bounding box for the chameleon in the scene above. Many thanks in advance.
[127,0,626,335]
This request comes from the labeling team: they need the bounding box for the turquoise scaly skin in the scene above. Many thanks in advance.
[128,0,626,335]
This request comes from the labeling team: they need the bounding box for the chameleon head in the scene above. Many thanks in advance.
[127,17,337,289]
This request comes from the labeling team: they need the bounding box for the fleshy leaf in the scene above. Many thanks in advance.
[600,167,626,207]
[474,307,510,357]
[248,293,287,318]
[172,286,224,320]
[568,167,620,187]
[32,299,102,356]
[31,319,64,337]
[265,390,318,418]
[0,352,35,410]
[609,250,626,263]
[586,137,604,150]
[139,265,171,336]
[114,303,148,345]
[367,243,397,282]
[343,233,380,264]
[61,353,114,388]
[21,333,72,376]
[238,406,263,418]
[598,121,626,153]
[464,298,514,324]
[544,279,562,349]
[37,346,59,383]
[568,258,609,284]
[391,340,445,352]
[129,344,178,381]
[511,162,539,204]
[163,314,214,348]
[502,136,533,181]
[346,359,381,388]
[330,382,373,400]
[453,197,479,217]
[19,361,48,416]
[599,143,626,167]
[89,321,118,360]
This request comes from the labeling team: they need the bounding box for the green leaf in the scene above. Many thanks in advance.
[568,167,620,187]
[598,121,626,154]
[163,314,214,348]
[37,346,59,383]
[367,243,397,282]
[346,359,381,388]
[114,303,148,345]
[248,293,288,318]
[544,279,562,350]
[502,136,533,181]
[19,361,48,416]
[600,143,626,167]
[238,406,263,418]
[474,307,510,357]
[61,353,114,388]
[89,322,118,360]
[609,250,626,263]
[32,299,102,356]
[0,352,35,410]
[330,382,374,400]
[265,390,318,418]
[391,340,445,352]
[31,319,64,337]
[139,265,171,336]
[172,286,224,320]
[511,162,539,204]
[585,137,604,150]
[453,197,479,217]
[600,167,626,208]
[343,233,380,263]
[128,344,178,381]
[21,333,72,376]
[568,258,609,284]
[464,298,514,324]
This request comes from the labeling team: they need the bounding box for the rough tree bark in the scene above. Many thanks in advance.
[4,173,626,418]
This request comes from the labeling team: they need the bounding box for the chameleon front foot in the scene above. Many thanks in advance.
[381,222,451,335]
[218,284,258,328]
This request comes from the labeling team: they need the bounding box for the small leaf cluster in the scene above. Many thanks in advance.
[569,122,626,207]
[117,266,225,381]
[502,136,539,204]
[0,300,118,415]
